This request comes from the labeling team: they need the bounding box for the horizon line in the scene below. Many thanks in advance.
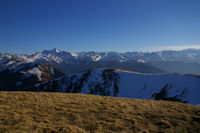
[1,47,200,55]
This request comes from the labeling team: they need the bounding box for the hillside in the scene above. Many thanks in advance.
[34,68,200,104]
[0,91,200,133]
[0,62,64,91]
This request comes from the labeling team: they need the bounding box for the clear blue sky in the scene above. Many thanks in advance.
[0,0,200,53]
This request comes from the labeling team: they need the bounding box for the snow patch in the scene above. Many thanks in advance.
[91,55,102,62]
[71,53,78,57]
[27,67,42,80]
[137,59,146,63]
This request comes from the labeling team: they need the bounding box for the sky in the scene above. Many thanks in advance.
[0,0,200,53]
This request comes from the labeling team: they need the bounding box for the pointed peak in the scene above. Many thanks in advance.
[51,48,61,53]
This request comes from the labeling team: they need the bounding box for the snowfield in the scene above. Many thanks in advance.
[116,70,200,104]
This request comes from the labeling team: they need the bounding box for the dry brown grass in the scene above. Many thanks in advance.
[0,91,200,133]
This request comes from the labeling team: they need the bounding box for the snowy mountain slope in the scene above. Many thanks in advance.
[0,62,64,91]
[34,68,200,104]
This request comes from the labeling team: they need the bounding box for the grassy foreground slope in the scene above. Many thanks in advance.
[0,92,200,133]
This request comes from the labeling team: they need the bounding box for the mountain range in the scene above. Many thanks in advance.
[1,48,200,74]
[0,48,200,104]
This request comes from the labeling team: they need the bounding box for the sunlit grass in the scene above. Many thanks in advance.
[0,91,200,133]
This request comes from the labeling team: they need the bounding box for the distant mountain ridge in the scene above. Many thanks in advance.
[1,48,200,63]
[1,48,200,74]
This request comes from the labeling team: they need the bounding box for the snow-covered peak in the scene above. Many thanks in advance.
[1,48,200,64]
[51,48,61,53]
